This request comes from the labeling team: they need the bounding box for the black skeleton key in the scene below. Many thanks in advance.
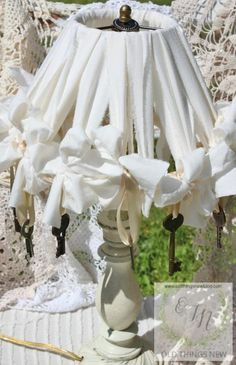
[127,234,135,271]
[12,208,21,233]
[213,206,226,249]
[163,213,184,276]
[52,214,70,258]
[21,220,34,258]
[129,245,135,271]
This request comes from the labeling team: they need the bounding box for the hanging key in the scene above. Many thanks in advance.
[213,206,226,249]
[21,220,34,258]
[128,234,135,271]
[129,245,135,271]
[10,167,21,233]
[12,208,21,233]
[52,214,70,258]
[163,213,184,276]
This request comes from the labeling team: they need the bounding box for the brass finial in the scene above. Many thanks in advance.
[119,5,132,23]
[97,4,158,31]
[112,5,139,31]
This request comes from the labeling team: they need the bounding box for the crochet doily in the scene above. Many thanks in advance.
[0,175,102,312]
[172,0,236,103]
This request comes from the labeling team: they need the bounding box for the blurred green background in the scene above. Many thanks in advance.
[49,0,201,295]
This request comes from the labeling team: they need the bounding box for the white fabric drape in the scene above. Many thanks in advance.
[0,7,235,230]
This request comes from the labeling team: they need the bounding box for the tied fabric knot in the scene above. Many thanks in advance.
[117,152,169,246]
[0,68,64,226]
[0,127,27,172]
[7,118,59,226]
[17,140,27,152]
[0,67,33,172]
[0,68,48,225]
[208,96,236,198]
[155,148,217,228]
[42,126,124,228]
[42,125,169,248]
[9,139,59,226]
[212,96,236,152]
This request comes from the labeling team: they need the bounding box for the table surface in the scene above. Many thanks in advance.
[0,297,154,365]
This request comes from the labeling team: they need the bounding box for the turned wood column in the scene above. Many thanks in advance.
[94,210,142,361]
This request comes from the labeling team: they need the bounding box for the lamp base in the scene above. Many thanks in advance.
[80,337,156,364]
[80,211,156,365]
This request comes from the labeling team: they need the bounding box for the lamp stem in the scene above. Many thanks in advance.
[95,210,142,360]
[80,209,155,364]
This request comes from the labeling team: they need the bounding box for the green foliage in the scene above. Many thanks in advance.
[135,206,200,296]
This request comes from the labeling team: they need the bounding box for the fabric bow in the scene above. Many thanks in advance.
[42,125,169,245]
[8,115,59,225]
[208,96,236,199]
[0,68,33,170]
[155,148,217,228]
[0,68,59,224]
[9,133,59,225]
[213,97,236,152]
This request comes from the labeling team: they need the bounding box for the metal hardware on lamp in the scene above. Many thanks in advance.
[98,4,159,31]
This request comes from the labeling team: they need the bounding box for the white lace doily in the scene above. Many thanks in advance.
[172,0,236,103]
[0,176,103,312]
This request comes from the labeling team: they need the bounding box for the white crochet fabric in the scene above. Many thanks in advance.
[0,181,100,312]
[0,0,171,313]
[172,0,236,103]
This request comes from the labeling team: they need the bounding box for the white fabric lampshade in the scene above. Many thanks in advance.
[0,7,235,230]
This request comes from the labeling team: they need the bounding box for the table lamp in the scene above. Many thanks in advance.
[1,3,236,364]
